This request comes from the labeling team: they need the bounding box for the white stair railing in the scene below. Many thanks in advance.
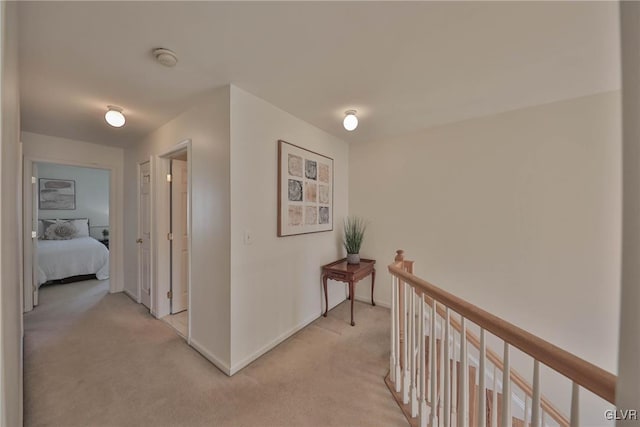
[386,250,616,427]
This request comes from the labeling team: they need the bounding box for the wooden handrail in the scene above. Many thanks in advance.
[388,262,617,405]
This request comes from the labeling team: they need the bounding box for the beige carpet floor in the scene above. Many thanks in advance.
[24,280,406,427]
[162,310,188,338]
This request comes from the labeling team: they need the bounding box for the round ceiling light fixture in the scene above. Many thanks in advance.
[153,48,178,67]
[105,106,126,128]
[343,110,358,131]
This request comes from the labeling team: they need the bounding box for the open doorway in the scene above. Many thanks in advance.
[163,151,189,337]
[145,141,191,340]
[25,161,111,311]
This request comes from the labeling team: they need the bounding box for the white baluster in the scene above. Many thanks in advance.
[570,382,580,427]
[452,329,458,427]
[416,302,420,406]
[419,295,428,427]
[502,343,511,427]
[458,318,468,427]
[439,312,445,424]
[444,308,451,427]
[403,283,410,403]
[416,304,420,404]
[531,360,541,427]
[411,290,418,416]
[491,365,498,427]
[524,395,530,427]
[430,298,439,426]
[390,276,397,384]
[394,278,401,393]
[426,307,431,404]
[478,329,487,427]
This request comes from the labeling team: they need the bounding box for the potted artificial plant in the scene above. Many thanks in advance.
[344,216,366,265]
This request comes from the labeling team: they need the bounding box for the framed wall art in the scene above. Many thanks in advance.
[39,178,76,210]
[278,140,333,237]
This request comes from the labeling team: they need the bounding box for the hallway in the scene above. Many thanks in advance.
[24,281,406,427]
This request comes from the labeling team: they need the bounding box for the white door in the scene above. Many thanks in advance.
[32,163,39,306]
[171,159,188,314]
[139,162,152,309]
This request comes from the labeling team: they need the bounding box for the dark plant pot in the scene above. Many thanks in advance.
[347,253,360,264]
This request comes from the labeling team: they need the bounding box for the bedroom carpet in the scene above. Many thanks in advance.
[24,280,406,427]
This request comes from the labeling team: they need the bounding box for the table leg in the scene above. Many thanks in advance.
[349,281,355,326]
[323,274,328,317]
[371,268,376,306]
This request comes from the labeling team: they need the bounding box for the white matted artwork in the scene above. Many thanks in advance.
[278,140,333,236]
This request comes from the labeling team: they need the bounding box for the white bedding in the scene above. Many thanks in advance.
[37,237,109,286]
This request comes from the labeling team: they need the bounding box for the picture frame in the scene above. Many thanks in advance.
[278,140,333,237]
[39,178,76,210]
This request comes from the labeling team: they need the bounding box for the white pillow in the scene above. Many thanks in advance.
[70,219,89,237]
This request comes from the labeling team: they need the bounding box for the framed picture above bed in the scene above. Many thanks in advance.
[39,178,76,210]
[277,140,333,237]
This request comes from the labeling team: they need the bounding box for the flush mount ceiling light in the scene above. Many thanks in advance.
[153,48,178,67]
[343,110,358,131]
[105,106,126,128]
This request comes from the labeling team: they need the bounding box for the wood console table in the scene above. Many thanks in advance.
[322,258,376,326]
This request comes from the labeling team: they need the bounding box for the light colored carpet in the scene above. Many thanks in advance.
[162,310,188,338]
[24,280,406,427]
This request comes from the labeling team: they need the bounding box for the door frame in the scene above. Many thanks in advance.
[153,139,192,341]
[22,156,122,312]
[169,157,188,315]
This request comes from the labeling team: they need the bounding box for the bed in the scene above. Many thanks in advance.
[37,219,110,286]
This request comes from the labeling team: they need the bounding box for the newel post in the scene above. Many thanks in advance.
[395,249,405,263]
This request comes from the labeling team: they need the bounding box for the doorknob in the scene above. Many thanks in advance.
[136,238,143,244]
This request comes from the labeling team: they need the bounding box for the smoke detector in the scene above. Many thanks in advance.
[153,48,178,67]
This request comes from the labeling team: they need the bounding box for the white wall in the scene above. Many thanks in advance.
[36,162,110,239]
[617,2,640,415]
[350,92,621,422]
[122,85,348,374]
[229,86,349,373]
[0,1,22,425]
[123,86,232,371]
[22,132,125,293]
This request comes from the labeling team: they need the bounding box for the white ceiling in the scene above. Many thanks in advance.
[18,1,620,147]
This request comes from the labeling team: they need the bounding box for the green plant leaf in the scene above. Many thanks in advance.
[343,216,367,254]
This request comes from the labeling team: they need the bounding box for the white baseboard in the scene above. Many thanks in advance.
[122,288,138,303]
[110,285,125,293]
[354,295,391,309]
[189,338,231,376]
[228,311,322,376]
[109,277,124,294]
